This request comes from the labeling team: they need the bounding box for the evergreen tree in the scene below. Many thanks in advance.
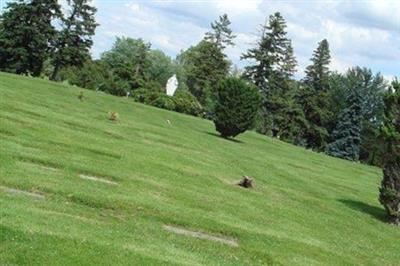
[242,12,297,92]
[326,76,363,161]
[50,0,97,80]
[379,79,400,225]
[176,40,230,114]
[214,78,261,138]
[297,39,333,150]
[304,39,331,90]
[0,0,60,76]
[205,14,236,49]
[242,12,298,138]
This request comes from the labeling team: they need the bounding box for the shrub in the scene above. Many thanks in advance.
[213,78,261,138]
[149,94,176,111]
[173,90,203,116]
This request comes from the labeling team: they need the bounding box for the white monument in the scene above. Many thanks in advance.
[166,74,178,96]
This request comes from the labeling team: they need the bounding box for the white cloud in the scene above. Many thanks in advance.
[89,0,399,78]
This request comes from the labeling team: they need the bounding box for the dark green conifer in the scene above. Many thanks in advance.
[205,14,236,49]
[327,77,363,161]
[51,0,98,80]
[0,0,60,76]
[379,79,400,225]
[214,78,261,138]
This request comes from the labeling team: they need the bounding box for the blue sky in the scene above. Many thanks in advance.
[1,0,399,79]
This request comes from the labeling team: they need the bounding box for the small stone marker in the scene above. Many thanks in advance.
[237,175,253,188]
[0,186,45,199]
[79,174,118,185]
[163,225,238,247]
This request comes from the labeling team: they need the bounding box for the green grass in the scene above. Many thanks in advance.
[0,72,398,265]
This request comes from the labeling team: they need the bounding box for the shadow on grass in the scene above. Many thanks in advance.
[338,199,388,223]
[204,131,243,144]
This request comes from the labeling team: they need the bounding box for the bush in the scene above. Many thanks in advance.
[149,94,176,111]
[213,78,261,138]
[173,90,203,116]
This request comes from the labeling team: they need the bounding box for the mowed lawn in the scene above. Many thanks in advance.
[0,72,398,265]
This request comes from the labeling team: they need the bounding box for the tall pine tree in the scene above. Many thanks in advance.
[326,76,363,161]
[242,12,300,139]
[304,39,331,90]
[379,79,400,224]
[51,0,97,80]
[0,0,60,76]
[297,39,333,150]
[204,14,236,50]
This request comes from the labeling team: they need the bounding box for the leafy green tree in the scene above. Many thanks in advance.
[205,14,236,49]
[214,78,261,138]
[326,76,363,161]
[147,50,175,87]
[0,0,60,76]
[176,40,230,111]
[101,37,151,92]
[59,59,128,96]
[379,79,400,225]
[50,0,97,80]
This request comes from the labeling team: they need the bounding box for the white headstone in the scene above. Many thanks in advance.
[166,74,178,96]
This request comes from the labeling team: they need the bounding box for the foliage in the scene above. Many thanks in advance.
[379,79,400,224]
[213,78,261,138]
[297,40,333,150]
[304,39,331,90]
[0,0,60,76]
[147,50,175,87]
[51,0,98,80]
[242,12,297,92]
[242,12,299,140]
[173,90,203,116]
[177,40,230,107]
[327,76,363,161]
[204,14,236,49]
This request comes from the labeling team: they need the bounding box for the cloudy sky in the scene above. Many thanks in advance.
[1,0,399,79]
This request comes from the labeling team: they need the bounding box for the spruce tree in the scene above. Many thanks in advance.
[297,39,333,150]
[327,77,363,161]
[51,0,98,80]
[379,79,400,225]
[242,12,298,138]
[205,14,236,50]
[242,12,297,92]
[176,40,229,114]
[304,39,331,90]
[0,0,60,76]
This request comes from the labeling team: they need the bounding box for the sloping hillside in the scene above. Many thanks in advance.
[0,72,398,265]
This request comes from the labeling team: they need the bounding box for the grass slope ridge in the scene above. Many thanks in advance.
[0,72,398,265]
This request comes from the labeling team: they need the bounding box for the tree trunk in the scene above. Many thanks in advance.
[51,62,60,81]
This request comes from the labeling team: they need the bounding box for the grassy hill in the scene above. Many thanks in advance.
[0,72,399,265]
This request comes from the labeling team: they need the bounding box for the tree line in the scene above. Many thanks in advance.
[0,1,399,224]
